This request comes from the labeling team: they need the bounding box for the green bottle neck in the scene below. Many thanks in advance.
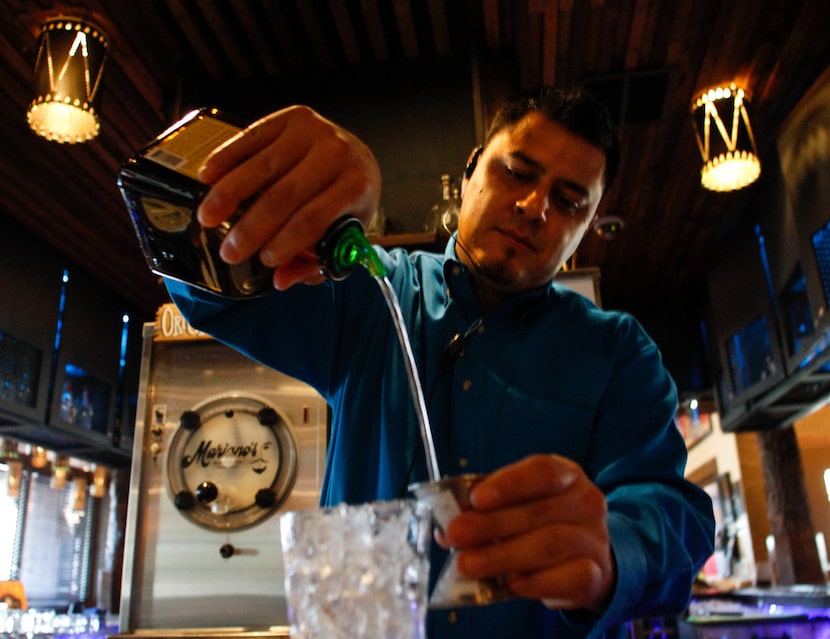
[317,217,387,280]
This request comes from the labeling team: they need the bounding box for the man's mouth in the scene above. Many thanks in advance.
[498,228,535,251]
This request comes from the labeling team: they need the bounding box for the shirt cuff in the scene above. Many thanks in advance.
[558,511,647,637]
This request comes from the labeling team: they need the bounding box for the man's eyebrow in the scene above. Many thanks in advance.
[509,150,591,197]
[509,150,544,171]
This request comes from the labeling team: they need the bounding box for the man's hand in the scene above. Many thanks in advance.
[196,105,381,289]
[441,454,616,613]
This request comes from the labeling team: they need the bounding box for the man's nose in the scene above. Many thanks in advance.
[515,190,548,222]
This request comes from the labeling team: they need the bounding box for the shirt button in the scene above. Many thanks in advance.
[459,457,469,468]
[447,611,458,624]
[462,379,472,391]
[452,265,462,277]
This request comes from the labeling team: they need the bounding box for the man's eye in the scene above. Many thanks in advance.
[505,166,532,182]
[552,192,582,214]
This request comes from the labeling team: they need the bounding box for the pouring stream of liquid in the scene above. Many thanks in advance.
[376,275,441,483]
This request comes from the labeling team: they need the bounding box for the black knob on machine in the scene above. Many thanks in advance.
[196,481,218,503]
[220,543,235,559]
[257,407,279,426]
[255,489,276,509]
[179,410,201,430]
[174,491,196,510]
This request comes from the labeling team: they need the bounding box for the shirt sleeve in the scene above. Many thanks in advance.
[164,250,397,398]
[559,312,715,636]
[164,277,344,395]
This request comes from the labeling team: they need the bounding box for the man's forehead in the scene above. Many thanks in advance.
[491,112,576,146]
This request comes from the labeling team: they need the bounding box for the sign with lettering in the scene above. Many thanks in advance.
[165,394,298,531]
[154,303,211,341]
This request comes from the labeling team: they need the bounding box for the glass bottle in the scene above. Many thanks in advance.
[442,185,461,234]
[118,108,272,298]
[423,173,453,233]
[118,109,386,296]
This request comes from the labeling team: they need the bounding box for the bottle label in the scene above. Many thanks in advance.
[143,113,241,181]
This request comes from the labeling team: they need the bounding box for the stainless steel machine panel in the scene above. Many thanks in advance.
[120,313,328,634]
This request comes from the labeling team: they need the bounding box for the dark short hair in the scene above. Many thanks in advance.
[485,86,620,189]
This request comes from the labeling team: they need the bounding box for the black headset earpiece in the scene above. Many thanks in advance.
[464,146,483,179]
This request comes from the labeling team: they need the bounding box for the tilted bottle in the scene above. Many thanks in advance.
[118,108,384,297]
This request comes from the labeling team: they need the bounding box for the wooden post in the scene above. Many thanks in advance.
[756,426,825,584]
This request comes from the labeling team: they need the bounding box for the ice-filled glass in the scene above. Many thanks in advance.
[279,499,432,639]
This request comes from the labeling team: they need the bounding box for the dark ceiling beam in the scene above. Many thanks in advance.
[259,1,304,73]
[392,0,420,60]
[232,3,282,76]
[426,0,451,57]
[481,0,502,52]
[360,0,390,62]
[165,0,227,79]
[195,1,256,77]
[529,0,559,86]
[294,0,335,68]
[329,0,362,65]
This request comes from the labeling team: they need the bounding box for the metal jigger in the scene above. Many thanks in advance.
[410,474,514,608]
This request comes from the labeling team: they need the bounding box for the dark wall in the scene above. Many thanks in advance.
[0,210,150,459]
[180,59,479,234]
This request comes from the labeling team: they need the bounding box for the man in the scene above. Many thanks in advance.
[167,87,714,638]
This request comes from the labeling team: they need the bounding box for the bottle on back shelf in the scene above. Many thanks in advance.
[442,185,461,234]
[424,173,457,234]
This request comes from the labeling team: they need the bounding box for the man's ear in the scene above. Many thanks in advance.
[461,145,483,198]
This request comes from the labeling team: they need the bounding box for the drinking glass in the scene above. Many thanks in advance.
[280,499,432,639]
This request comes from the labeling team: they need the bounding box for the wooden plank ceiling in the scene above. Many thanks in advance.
[0,0,829,327]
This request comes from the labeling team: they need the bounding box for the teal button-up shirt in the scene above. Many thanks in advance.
[167,236,714,639]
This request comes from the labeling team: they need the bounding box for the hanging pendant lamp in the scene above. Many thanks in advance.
[27,17,110,144]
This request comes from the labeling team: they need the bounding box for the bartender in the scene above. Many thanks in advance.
[166,86,715,638]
